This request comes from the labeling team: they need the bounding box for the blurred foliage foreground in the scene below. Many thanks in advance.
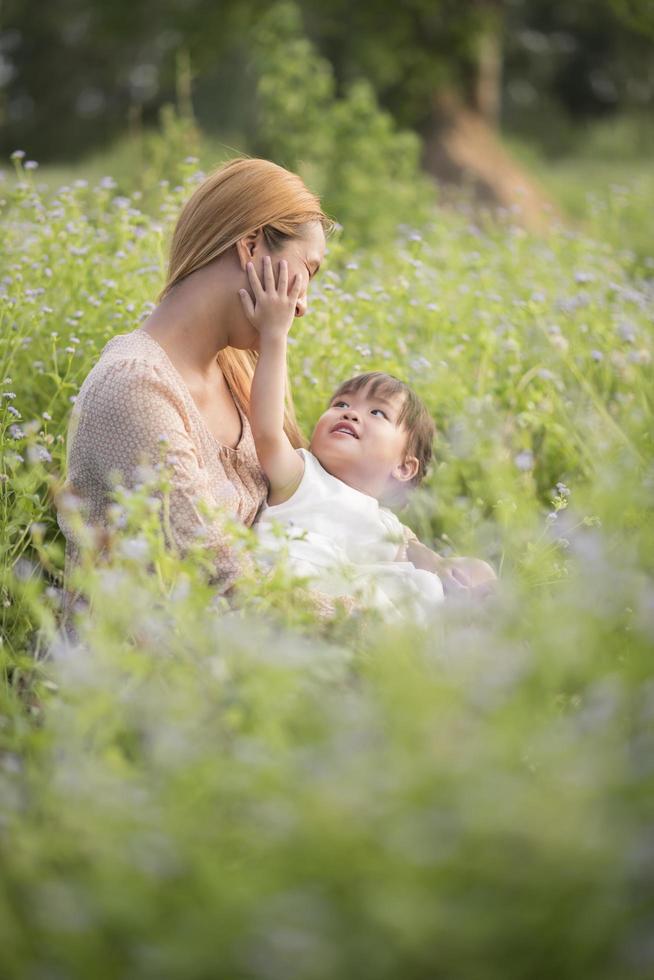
[0,134,653,980]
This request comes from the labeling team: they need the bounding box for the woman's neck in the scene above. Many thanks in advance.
[141,262,234,384]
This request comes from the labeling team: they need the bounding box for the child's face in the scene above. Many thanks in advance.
[309,383,419,501]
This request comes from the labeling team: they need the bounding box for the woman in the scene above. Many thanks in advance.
[56,157,330,614]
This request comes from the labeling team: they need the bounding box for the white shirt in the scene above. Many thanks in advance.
[255,449,444,622]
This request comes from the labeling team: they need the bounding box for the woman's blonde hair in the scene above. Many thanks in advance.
[159,157,335,448]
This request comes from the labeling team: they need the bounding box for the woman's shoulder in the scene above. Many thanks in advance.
[71,330,190,431]
[97,327,172,369]
[80,329,178,393]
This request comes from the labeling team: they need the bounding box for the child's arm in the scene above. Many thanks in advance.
[239,255,306,504]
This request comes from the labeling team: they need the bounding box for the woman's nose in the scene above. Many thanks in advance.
[294,273,310,317]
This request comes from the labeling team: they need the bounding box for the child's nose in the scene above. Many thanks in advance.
[342,408,359,421]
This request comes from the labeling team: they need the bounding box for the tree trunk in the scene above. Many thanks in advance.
[474,12,503,128]
[422,89,561,232]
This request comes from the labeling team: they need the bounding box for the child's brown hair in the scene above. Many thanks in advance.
[328,372,436,491]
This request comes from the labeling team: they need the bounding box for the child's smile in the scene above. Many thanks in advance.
[329,420,359,438]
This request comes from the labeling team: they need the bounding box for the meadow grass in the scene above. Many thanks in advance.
[0,148,652,978]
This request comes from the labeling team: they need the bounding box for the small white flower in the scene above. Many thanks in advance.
[617,320,637,344]
[119,537,150,562]
[27,445,52,464]
[515,450,534,472]
[171,576,191,602]
[550,334,569,353]
[30,522,46,541]
[107,503,127,528]
[14,557,38,581]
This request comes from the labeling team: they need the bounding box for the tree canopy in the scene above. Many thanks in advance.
[0,0,652,161]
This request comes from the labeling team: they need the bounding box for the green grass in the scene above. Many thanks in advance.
[504,113,654,270]
[0,140,652,978]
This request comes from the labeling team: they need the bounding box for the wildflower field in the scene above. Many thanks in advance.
[0,144,653,979]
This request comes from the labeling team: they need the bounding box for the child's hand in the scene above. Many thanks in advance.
[406,540,498,599]
[238,255,305,341]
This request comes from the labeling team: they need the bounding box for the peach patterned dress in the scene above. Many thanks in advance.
[57,328,268,606]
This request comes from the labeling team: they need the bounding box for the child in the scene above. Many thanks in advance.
[239,255,495,620]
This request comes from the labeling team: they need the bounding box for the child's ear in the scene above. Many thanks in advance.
[393,455,419,484]
[236,229,261,270]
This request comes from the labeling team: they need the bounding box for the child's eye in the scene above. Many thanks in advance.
[370,408,388,419]
[332,400,348,408]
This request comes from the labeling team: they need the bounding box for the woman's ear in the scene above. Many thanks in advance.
[393,455,419,484]
[236,228,261,270]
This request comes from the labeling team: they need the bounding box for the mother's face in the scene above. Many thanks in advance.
[237,221,326,329]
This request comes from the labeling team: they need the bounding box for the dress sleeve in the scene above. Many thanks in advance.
[69,358,244,590]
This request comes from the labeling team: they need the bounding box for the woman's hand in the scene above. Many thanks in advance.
[238,256,305,341]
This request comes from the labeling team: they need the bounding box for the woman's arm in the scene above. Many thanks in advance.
[61,358,254,591]
[240,256,305,504]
